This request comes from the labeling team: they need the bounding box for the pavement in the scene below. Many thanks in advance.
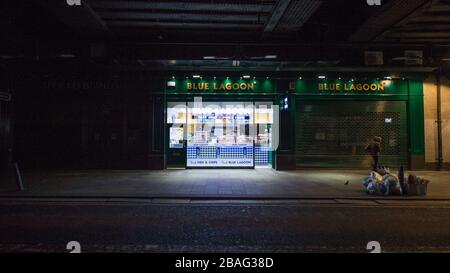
[1,168,450,200]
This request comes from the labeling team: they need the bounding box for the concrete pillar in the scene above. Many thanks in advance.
[423,75,450,170]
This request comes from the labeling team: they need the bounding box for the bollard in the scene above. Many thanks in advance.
[14,162,24,191]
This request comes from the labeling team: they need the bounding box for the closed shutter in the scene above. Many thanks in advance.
[295,100,408,168]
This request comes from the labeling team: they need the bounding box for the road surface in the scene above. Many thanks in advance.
[1,199,449,253]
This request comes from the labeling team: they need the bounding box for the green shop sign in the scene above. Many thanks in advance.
[289,79,409,96]
[166,78,276,93]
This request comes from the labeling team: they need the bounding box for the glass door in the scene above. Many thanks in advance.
[255,102,274,167]
[166,102,187,168]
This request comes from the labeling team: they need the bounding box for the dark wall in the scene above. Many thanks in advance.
[14,90,81,169]
[147,95,165,170]
[13,80,165,170]
[0,93,12,171]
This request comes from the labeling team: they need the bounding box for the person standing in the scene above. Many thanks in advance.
[365,136,382,171]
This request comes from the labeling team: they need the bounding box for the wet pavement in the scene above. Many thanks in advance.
[1,200,450,253]
[1,169,450,199]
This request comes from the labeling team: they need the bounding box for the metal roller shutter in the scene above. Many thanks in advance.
[295,100,408,168]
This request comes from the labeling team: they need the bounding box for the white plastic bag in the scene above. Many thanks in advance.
[383,174,402,195]
[370,171,383,183]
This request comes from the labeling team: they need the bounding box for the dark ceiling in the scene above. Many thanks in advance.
[1,0,450,70]
[2,0,388,42]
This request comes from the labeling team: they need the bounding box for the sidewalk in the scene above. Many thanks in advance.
[1,168,450,200]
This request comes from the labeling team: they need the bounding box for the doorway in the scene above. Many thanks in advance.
[166,100,274,169]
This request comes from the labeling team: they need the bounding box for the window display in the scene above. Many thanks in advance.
[167,102,187,124]
[167,101,274,168]
[187,102,254,167]
[167,102,187,149]
[169,127,184,149]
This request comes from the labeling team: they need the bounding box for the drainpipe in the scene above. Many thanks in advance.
[436,71,443,171]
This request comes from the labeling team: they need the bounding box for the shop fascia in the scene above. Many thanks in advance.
[289,77,399,94]
[187,81,255,91]
[318,81,387,92]
[166,76,264,92]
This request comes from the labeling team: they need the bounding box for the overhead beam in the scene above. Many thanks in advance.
[348,0,431,42]
[264,0,292,32]
[387,31,450,38]
[428,3,450,12]
[108,21,263,30]
[394,23,450,32]
[383,37,450,43]
[409,14,450,23]
[89,0,275,14]
[99,11,268,23]
[274,0,321,32]
[105,63,437,73]
[374,0,441,41]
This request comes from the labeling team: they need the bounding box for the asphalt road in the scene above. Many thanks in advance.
[1,200,450,253]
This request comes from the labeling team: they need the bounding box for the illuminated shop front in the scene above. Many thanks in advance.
[166,77,276,168]
[165,75,425,170]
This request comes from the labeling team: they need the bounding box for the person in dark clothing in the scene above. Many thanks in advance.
[365,136,382,171]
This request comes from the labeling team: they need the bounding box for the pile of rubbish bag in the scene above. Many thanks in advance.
[362,166,403,196]
[405,174,430,196]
